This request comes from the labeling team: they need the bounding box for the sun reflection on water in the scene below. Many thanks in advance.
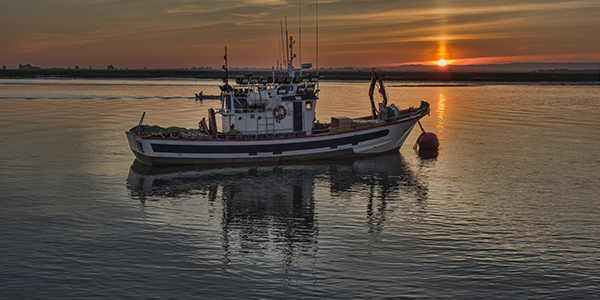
[437,93,446,131]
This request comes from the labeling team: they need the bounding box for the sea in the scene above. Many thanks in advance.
[0,78,598,299]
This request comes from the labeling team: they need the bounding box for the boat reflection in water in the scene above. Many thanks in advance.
[126,153,428,260]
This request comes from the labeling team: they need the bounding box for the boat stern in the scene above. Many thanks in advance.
[125,131,154,165]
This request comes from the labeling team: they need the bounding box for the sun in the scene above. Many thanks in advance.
[438,59,447,67]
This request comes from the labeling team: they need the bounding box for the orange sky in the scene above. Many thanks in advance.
[1,0,598,69]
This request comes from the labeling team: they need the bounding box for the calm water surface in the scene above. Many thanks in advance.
[0,79,598,299]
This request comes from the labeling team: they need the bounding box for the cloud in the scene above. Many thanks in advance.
[317,0,599,46]
[322,0,599,27]
[166,0,287,15]
[242,0,287,4]
[167,5,223,14]
[230,12,272,18]
[12,34,107,53]
[1,0,597,67]
[88,0,121,3]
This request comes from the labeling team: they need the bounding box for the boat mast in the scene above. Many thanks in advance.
[285,18,297,77]
[285,17,289,70]
[289,36,296,70]
[315,0,319,91]
[299,0,302,76]
[280,19,285,69]
[277,33,281,70]
[316,0,319,78]
[222,47,228,84]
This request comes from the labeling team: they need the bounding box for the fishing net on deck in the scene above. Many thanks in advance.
[130,125,211,139]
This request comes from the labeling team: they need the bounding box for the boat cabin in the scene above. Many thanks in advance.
[219,72,319,139]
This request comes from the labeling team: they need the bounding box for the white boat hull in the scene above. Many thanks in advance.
[126,112,426,166]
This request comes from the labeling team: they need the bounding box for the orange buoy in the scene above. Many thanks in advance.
[417,132,439,149]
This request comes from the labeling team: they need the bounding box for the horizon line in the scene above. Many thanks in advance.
[6,61,600,71]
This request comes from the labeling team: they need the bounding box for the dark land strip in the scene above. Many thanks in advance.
[1,69,598,82]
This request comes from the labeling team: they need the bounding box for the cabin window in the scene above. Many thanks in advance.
[305,101,313,110]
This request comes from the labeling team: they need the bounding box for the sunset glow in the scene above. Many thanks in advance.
[0,1,598,69]
[438,60,447,67]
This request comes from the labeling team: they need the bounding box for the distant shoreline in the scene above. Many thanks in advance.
[1,69,598,82]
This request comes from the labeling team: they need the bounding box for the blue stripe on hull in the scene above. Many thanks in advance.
[133,148,367,166]
[150,129,390,154]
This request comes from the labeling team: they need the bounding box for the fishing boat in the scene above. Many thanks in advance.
[126,44,431,166]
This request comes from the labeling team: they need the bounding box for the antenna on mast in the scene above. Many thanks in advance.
[277,30,281,69]
[280,19,285,69]
[222,46,228,83]
[285,17,289,69]
[299,0,302,75]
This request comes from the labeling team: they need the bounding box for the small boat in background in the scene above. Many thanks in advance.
[126,43,430,166]
[195,91,220,101]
